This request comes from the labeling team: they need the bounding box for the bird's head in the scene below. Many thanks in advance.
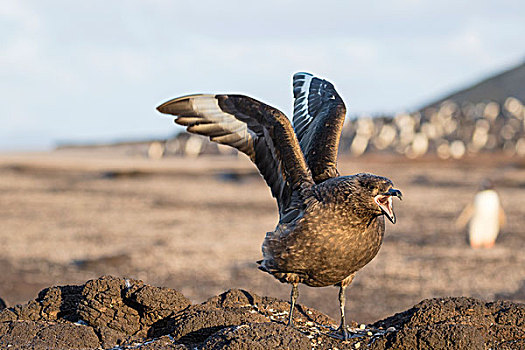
[354,173,402,224]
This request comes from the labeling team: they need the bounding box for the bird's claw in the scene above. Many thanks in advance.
[339,326,349,340]
[327,325,350,341]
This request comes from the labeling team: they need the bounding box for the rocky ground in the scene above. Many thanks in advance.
[0,275,523,349]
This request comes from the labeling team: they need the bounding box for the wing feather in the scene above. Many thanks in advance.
[157,94,314,216]
[292,72,347,183]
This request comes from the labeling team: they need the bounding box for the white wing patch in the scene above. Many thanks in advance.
[177,95,256,154]
[293,73,314,134]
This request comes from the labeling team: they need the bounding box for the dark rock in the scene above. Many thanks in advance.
[77,276,144,347]
[125,283,191,323]
[204,288,263,309]
[0,320,44,348]
[171,305,269,344]
[0,276,193,349]
[372,297,525,350]
[0,277,523,349]
[0,284,83,323]
[0,320,99,349]
[37,285,83,321]
[378,323,485,350]
[77,275,191,348]
[2,299,43,322]
[32,322,100,349]
[0,298,5,310]
[0,308,16,322]
[202,322,311,349]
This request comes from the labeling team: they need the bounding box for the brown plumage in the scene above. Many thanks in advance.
[157,72,402,339]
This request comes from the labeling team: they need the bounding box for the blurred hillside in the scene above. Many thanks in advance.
[423,61,525,109]
[340,61,525,158]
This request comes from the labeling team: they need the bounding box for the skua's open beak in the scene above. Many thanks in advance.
[374,188,402,224]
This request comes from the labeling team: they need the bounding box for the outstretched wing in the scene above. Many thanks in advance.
[292,72,347,183]
[157,94,314,218]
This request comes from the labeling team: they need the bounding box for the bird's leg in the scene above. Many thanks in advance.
[288,283,299,327]
[337,284,349,340]
[327,275,355,340]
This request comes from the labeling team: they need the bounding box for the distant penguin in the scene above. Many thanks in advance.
[456,179,505,249]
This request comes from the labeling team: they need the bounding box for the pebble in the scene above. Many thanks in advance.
[386,326,396,332]
[359,324,366,329]
[74,319,88,326]
[355,342,361,349]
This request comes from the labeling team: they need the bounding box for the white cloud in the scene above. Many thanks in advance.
[0,1,43,71]
[0,0,41,30]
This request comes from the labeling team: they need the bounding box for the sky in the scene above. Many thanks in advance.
[1,0,524,150]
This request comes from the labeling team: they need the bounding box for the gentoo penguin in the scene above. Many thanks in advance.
[456,179,505,249]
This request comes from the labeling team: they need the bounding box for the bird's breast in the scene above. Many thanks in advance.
[271,204,385,287]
